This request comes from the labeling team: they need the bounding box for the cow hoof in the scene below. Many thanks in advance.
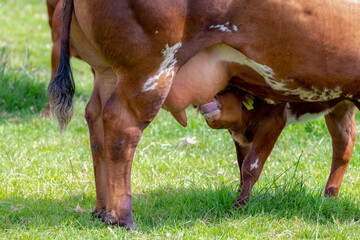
[101,212,137,230]
[91,208,106,219]
[119,221,137,231]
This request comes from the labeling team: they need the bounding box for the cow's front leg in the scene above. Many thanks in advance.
[324,101,357,197]
[234,115,286,207]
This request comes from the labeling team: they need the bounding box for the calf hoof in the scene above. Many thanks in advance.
[233,194,249,208]
[102,212,137,230]
[233,199,247,209]
[323,187,339,198]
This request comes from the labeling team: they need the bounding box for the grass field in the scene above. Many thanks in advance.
[1,0,360,239]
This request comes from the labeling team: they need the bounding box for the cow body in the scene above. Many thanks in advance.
[49,0,360,228]
[204,87,357,206]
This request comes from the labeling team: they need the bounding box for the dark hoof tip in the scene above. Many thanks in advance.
[103,213,117,225]
[323,187,339,198]
[91,208,106,219]
[233,198,248,209]
[119,222,137,231]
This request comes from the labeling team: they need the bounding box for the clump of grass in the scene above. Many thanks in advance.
[240,155,360,226]
[0,48,48,120]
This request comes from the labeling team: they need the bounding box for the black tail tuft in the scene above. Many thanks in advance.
[48,0,74,133]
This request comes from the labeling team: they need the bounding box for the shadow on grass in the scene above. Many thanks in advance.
[0,50,48,121]
[0,49,90,122]
[1,182,359,231]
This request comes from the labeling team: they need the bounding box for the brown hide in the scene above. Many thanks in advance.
[205,87,357,205]
[50,0,360,228]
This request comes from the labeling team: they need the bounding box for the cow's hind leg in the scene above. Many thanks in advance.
[324,101,357,197]
[85,70,117,218]
[100,73,172,229]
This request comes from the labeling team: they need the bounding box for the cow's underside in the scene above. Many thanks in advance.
[49,0,360,228]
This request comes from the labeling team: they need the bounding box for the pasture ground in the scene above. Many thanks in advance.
[1,0,360,239]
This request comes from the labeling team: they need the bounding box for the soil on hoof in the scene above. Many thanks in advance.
[91,208,106,219]
[102,212,137,230]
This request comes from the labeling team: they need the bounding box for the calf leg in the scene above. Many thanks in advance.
[233,140,250,188]
[234,113,286,207]
[324,101,357,197]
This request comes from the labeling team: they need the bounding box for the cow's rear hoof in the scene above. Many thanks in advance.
[91,208,106,219]
[102,212,137,230]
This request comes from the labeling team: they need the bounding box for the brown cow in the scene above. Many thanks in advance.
[43,0,80,117]
[201,85,357,206]
[49,0,360,228]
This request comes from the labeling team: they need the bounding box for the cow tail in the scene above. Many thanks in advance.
[48,0,75,133]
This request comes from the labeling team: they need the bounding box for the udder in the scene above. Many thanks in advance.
[163,45,238,126]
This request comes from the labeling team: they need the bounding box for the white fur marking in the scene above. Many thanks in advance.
[250,159,259,171]
[286,103,333,125]
[264,98,276,104]
[142,42,182,92]
[212,44,343,101]
[209,21,238,33]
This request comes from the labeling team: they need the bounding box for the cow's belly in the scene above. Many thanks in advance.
[164,43,282,112]
[166,43,360,115]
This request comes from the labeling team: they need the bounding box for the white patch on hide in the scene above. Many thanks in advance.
[142,42,182,92]
[286,103,333,125]
[250,159,259,171]
[230,130,252,146]
[211,44,344,102]
[209,21,238,33]
[264,98,276,104]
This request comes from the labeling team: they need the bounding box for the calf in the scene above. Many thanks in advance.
[202,86,357,206]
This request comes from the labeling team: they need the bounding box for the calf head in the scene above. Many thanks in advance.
[205,87,247,129]
[202,87,259,145]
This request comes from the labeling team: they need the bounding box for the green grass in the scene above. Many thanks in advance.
[1,0,360,239]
